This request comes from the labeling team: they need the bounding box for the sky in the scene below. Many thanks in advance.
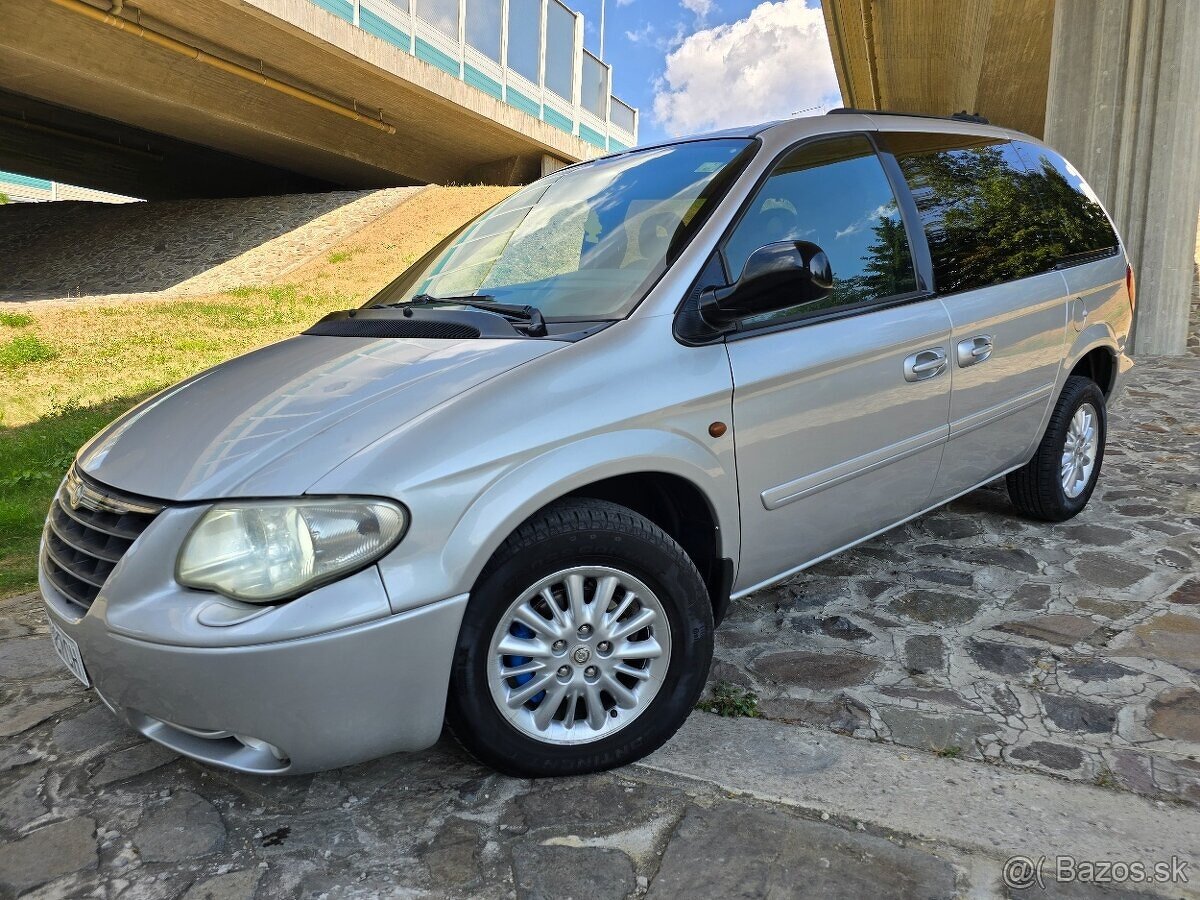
[572,0,842,144]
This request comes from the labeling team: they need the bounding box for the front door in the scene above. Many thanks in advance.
[721,134,954,594]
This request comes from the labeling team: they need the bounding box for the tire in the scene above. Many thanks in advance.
[1007,375,1106,522]
[447,498,713,777]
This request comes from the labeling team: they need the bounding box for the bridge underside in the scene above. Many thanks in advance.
[821,0,1055,138]
[0,0,587,197]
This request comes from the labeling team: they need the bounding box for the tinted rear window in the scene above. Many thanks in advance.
[886,133,1067,295]
[1012,141,1119,264]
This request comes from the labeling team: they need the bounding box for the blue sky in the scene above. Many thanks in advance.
[571,0,840,143]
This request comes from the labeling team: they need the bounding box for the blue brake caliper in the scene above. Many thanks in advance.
[504,622,546,706]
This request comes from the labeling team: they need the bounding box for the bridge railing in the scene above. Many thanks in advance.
[309,0,638,152]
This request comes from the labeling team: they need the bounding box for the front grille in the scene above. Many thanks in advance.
[41,467,163,613]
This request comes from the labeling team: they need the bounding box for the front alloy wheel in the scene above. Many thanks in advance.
[487,566,672,745]
[448,498,713,777]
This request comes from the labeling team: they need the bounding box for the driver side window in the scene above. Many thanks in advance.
[723,133,917,323]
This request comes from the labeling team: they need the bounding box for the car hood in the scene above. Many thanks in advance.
[77,335,564,501]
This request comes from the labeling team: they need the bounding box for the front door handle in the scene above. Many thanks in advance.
[904,348,947,382]
[956,335,993,367]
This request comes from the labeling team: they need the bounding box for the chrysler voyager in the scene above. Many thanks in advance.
[39,110,1134,776]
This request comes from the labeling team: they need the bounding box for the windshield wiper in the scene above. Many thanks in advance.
[393,294,547,336]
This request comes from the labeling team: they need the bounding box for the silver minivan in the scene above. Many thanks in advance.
[39,111,1134,777]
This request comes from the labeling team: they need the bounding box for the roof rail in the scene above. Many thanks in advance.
[827,107,991,126]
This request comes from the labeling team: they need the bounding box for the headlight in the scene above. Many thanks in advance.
[177,498,407,602]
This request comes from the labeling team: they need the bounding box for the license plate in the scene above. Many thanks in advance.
[49,620,90,687]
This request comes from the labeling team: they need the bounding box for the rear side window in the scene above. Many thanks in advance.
[1012,141,1119,264]
[886,132,1065,295]
[723,134,917,322]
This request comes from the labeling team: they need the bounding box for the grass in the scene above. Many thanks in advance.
[0,397,147,597]
[697,682,762,718]
[0,335,56,369]
[327,250,352,264]
[0,184,515,598]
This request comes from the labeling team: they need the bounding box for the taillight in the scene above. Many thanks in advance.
[1125,264,1136,311]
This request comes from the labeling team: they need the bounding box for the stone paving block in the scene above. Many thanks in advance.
[647,802,957,899]
[904,634,946,674]
[1123,613,1200,671]
[967,639,1037,675]
[1147,686,1200,742]
[89,741,179,787]
[1040,695,1118,735]
[181,868,264,900]
[51,702,135,756]
[0,816,96,896]
[513,844,635,900]
[0,694,78,738]
[133,791,226,862]
[1007,740,1086,773]
[750,650,880,690]
[879,707,994,755]
[890,590,982,624]
[0,637,63,678]
[1167,578,1200,605]
[996,614,1102,646]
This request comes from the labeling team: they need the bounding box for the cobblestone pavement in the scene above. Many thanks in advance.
[0,299,1196,895]
[0,189,422,302]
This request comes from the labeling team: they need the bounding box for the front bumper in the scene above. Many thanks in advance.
[41,563,468,774]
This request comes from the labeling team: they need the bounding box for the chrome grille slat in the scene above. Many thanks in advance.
[44,535,112,588]
[47,506,130,563]
[54,493,152,540]
[41,468,162,611]
[41,550,95,612]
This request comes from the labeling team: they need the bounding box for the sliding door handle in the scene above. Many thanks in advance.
[956,335,993,367]
[904,348,947,382]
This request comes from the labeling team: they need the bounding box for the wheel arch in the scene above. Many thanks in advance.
[1067,343,1118,397]
[441,431,739,623]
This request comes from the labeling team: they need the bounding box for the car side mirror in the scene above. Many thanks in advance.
[700,241,833,328]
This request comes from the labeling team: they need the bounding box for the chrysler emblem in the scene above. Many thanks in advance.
[67,478,85,510]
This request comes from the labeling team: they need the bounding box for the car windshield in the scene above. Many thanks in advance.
[369,138,755,320]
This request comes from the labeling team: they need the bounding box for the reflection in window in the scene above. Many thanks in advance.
[466,0,502,61]
[380,139,753,319]
[1012,141,1118,263]
[544,1,576,100]
[723,134,916,321]
[581,53,608,119]
[888,133,1116,295]
[507,0,541,83]
[416,0,459,40]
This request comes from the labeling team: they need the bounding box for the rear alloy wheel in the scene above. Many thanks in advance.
[1007,375,1107,521]
[448,498,712,777]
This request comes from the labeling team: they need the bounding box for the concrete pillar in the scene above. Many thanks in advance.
[1044,0,1200,356]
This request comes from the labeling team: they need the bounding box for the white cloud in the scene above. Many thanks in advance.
[680,0,713,22]
[652,0,840,137]
[616,0,636,7]
[624,22,656,43]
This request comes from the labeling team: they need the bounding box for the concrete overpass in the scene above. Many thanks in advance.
[822,0,1200,356]
[0,0,638,198]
